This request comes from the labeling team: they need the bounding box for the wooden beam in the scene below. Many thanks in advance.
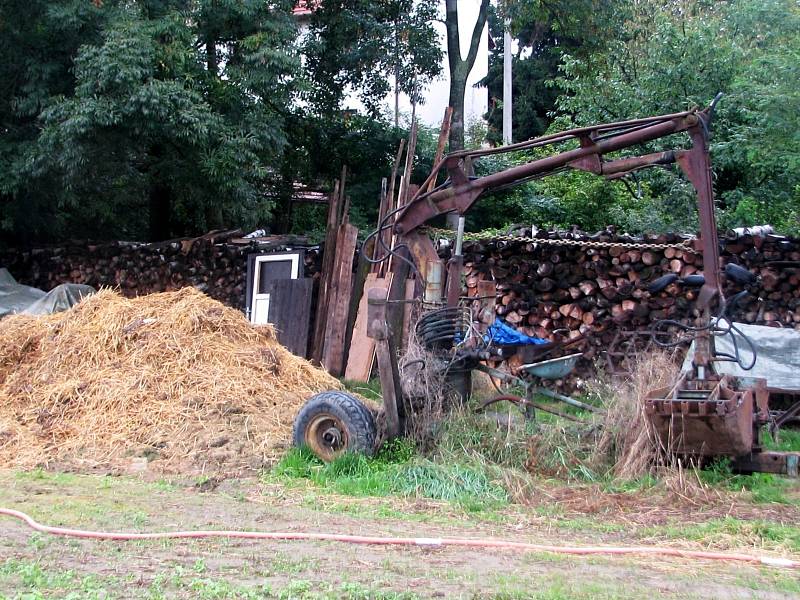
[321,223,358,376]
[310,182,341,363]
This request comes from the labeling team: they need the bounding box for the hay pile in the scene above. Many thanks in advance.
[0,287,340,474]
[592,349,680,479]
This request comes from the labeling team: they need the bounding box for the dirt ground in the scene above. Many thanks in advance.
[1,471,799,599]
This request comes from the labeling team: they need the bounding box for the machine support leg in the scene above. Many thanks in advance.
[375,338,402,439]
[367,287,403,440]
[732,452,799,477]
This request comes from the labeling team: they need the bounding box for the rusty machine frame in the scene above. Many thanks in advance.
[293,98,798,475]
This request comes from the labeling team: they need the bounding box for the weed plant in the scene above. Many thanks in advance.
[271,439,508,510]
[699,457,795,504]
[280,367,800,509]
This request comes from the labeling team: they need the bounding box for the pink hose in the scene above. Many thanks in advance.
[1,507,796,569]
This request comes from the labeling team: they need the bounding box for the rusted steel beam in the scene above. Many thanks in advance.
[732,452,799,477]
[394,114,700,235]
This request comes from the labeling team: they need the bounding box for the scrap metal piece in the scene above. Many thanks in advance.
[645,374,769,457]
[732,452,799,477]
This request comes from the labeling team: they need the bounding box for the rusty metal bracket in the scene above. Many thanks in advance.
[732,452,800,477]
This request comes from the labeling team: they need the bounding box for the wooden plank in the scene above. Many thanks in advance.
[400,277,416,352]
[321,223,358,376]
[345,273,393,382]
[375,335,401,438]
[311,182,341,363]
[338,165,348,223]
[426,106,453,192]
[387,245,411,347]
[343,237,373,374]
[371,178,388,272]
[397,117,418,209]
[266,278,313,358]
[379,141,406,277]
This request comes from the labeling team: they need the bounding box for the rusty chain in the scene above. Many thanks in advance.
[423,227,698,254]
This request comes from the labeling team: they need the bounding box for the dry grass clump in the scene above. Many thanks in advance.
[397,323,450,449]
[0,287,340,474]
[592,349,680,479]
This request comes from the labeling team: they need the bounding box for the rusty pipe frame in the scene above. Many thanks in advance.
[390,104,722,339]
[394,111,708,235]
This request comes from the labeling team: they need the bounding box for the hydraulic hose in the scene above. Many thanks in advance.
[1,508,796,569]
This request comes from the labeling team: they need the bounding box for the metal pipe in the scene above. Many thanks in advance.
[395,116,697,234]
[535,388,604,414]
[455,216,465,256]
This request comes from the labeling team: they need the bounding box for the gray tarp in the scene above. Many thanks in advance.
[683,322,800,391]
[0,268,95,317]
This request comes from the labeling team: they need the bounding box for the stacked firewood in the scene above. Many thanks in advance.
[460,228,799,388]
[0,232,322,310]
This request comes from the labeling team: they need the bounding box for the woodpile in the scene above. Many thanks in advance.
[460,228,800,388]
[3,223,797,390]
[0,231,321,311]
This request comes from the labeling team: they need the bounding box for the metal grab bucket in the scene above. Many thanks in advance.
[644,373,769,457]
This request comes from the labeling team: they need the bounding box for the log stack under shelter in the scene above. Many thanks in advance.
[456,227,799,388]
[0,231,322,311]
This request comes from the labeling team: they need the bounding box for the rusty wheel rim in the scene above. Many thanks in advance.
[305,413,349,461]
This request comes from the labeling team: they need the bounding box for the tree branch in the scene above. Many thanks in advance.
[445,0,462,72]
[464,0,490,74]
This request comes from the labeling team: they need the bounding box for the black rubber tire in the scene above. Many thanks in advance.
[292,391,377,461]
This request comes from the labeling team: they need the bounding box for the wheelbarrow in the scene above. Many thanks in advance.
[475,353,604,421]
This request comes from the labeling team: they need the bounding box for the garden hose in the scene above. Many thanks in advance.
[1,507,796,569]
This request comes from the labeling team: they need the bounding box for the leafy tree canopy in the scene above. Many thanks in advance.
[1,0,299,243]
[553,0,800,234]
[480,0,624,143]
[301,0,442,116]
[473,0,799,236]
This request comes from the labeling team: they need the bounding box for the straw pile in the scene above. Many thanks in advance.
[0,287,340,474]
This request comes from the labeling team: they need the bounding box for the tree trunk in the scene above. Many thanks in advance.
[206,38,218,76]
[444,0,489,229]
[149,180,172,242]
[448,75,467,154]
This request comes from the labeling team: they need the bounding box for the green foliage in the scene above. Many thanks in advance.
[481,0,624,143]
[1,0,299,242]
[699,458,795,505]
[301,0,442,116]
[459,0,800,235]
[279,114,438,237]
[271,444,508,508]
[643,516,800,553]
[764,428,800,453]
[555,0,800,234]
[431,410,533,470]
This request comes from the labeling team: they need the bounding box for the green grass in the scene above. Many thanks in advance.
[432,410,535,469]
[0,558,420,600]
[763,427,800,453]
[641,517,800,553]
[281,399,800,516]
[341,378,384,403]
[270,440,508,509]
[699,458,797,505]
[0,558,117,599]
[735,569,800,595]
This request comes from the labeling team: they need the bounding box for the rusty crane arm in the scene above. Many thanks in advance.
[389,103,721,312]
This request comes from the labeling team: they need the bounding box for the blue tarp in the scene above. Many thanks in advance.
[485,318,549,346]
